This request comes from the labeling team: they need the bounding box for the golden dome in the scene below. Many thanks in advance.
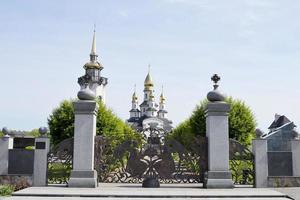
[160,93,165,102]
[132,91,138,101]
[84,61,103,69]
[144,72,154,88]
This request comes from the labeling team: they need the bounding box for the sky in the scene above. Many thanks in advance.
[0,0,299,133]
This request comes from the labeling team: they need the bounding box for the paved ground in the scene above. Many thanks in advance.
[273,188,300,200]
[0,183,298,200]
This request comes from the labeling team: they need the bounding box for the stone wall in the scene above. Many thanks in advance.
[268,176,300,187]
[0,175,32,190]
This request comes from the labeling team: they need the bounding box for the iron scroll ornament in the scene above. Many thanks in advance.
[47,138,73,184]
[94,127,208,184]
[229,139,255,186]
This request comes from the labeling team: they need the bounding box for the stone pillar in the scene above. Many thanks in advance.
[33,127,50,186]
[0,131,13,175]
[205,102,233,188]
[68,100,98,188]
[204,74,233,188]
[252,139,268,187]
[291,140,300,176]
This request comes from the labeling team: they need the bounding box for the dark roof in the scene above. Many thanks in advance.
[129,108,140,112]
[127,115,149,125]
[140,101,148,107]
[127,117,140,123]
[158,110,168,113]
[268,115,292,129]
[146,107,157,111]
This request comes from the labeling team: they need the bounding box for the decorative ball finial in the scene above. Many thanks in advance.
[255,129,264,138]
[77,84,96,100]
[39,127,48,137]
[207,73,225,102]
[2,127,10,137]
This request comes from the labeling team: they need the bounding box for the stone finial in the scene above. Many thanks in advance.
[2,127,10,137]
[39,127,48,137]
[77,84,96,100]
[207,74,225,102]
[255,128,264,138]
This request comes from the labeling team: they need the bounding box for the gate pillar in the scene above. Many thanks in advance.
[204,74,233,188]
[0,128,13,175]
[68,100,98,188]
[33,127,50,186]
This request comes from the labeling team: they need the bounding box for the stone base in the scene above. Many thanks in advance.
[268,176,300,187]
[142,177,160,188]
[204,171,234,188]
[68,170,98,188]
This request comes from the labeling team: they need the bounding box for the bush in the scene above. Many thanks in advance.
[48,99,140,146]
[48,100,75,145]
[172,97,256,147]
[0,185,14,196]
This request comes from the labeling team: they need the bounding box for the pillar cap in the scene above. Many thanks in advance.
[205,102,230,113]
[73,100,99,115]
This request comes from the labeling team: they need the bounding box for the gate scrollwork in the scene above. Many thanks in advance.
[229,139,255,186]
[94,128,208,184]
[47,138,73,184]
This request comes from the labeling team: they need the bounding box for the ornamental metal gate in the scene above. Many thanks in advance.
[229,139,255,186]
[47,138,73,184]
[47,130,254,186]
[94,127,208,184]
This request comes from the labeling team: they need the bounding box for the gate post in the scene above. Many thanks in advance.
[252,139,268,187]
[68,100,98,188]
[204,74,233,188]
[0,128,13,175]
[33,127,50,186]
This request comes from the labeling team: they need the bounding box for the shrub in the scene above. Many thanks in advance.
[0,185,14,196]
[171,97,256,147]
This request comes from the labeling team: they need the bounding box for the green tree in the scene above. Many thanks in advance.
[27,129,40,137]
[172,97,256,147]
[48,99,139,146]
[48,100,74,145]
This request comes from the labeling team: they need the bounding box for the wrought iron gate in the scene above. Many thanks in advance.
[229,139,255,186]
[47,138,73,184]
[47,132,254,186]
[94,127,208,184]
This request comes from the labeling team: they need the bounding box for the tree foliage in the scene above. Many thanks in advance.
[26,129,40,137]
[48,100,74,145]
[48,99,139,146]
[171,97,256,147]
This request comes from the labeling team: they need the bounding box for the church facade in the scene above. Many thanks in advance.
[127,71,173,132]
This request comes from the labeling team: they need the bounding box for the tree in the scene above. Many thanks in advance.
[27,129,41,137]
[48,100,74,145]
[48,99,139,146]
[171,97,256,147]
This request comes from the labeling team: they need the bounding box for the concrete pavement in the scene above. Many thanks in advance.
[2,183,293,200]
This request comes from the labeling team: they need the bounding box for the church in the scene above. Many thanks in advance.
[126,70,173,132]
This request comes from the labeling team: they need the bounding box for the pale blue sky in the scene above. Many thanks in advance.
[0,0,299,133]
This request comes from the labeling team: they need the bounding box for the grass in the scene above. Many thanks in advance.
[0,185,14,196]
